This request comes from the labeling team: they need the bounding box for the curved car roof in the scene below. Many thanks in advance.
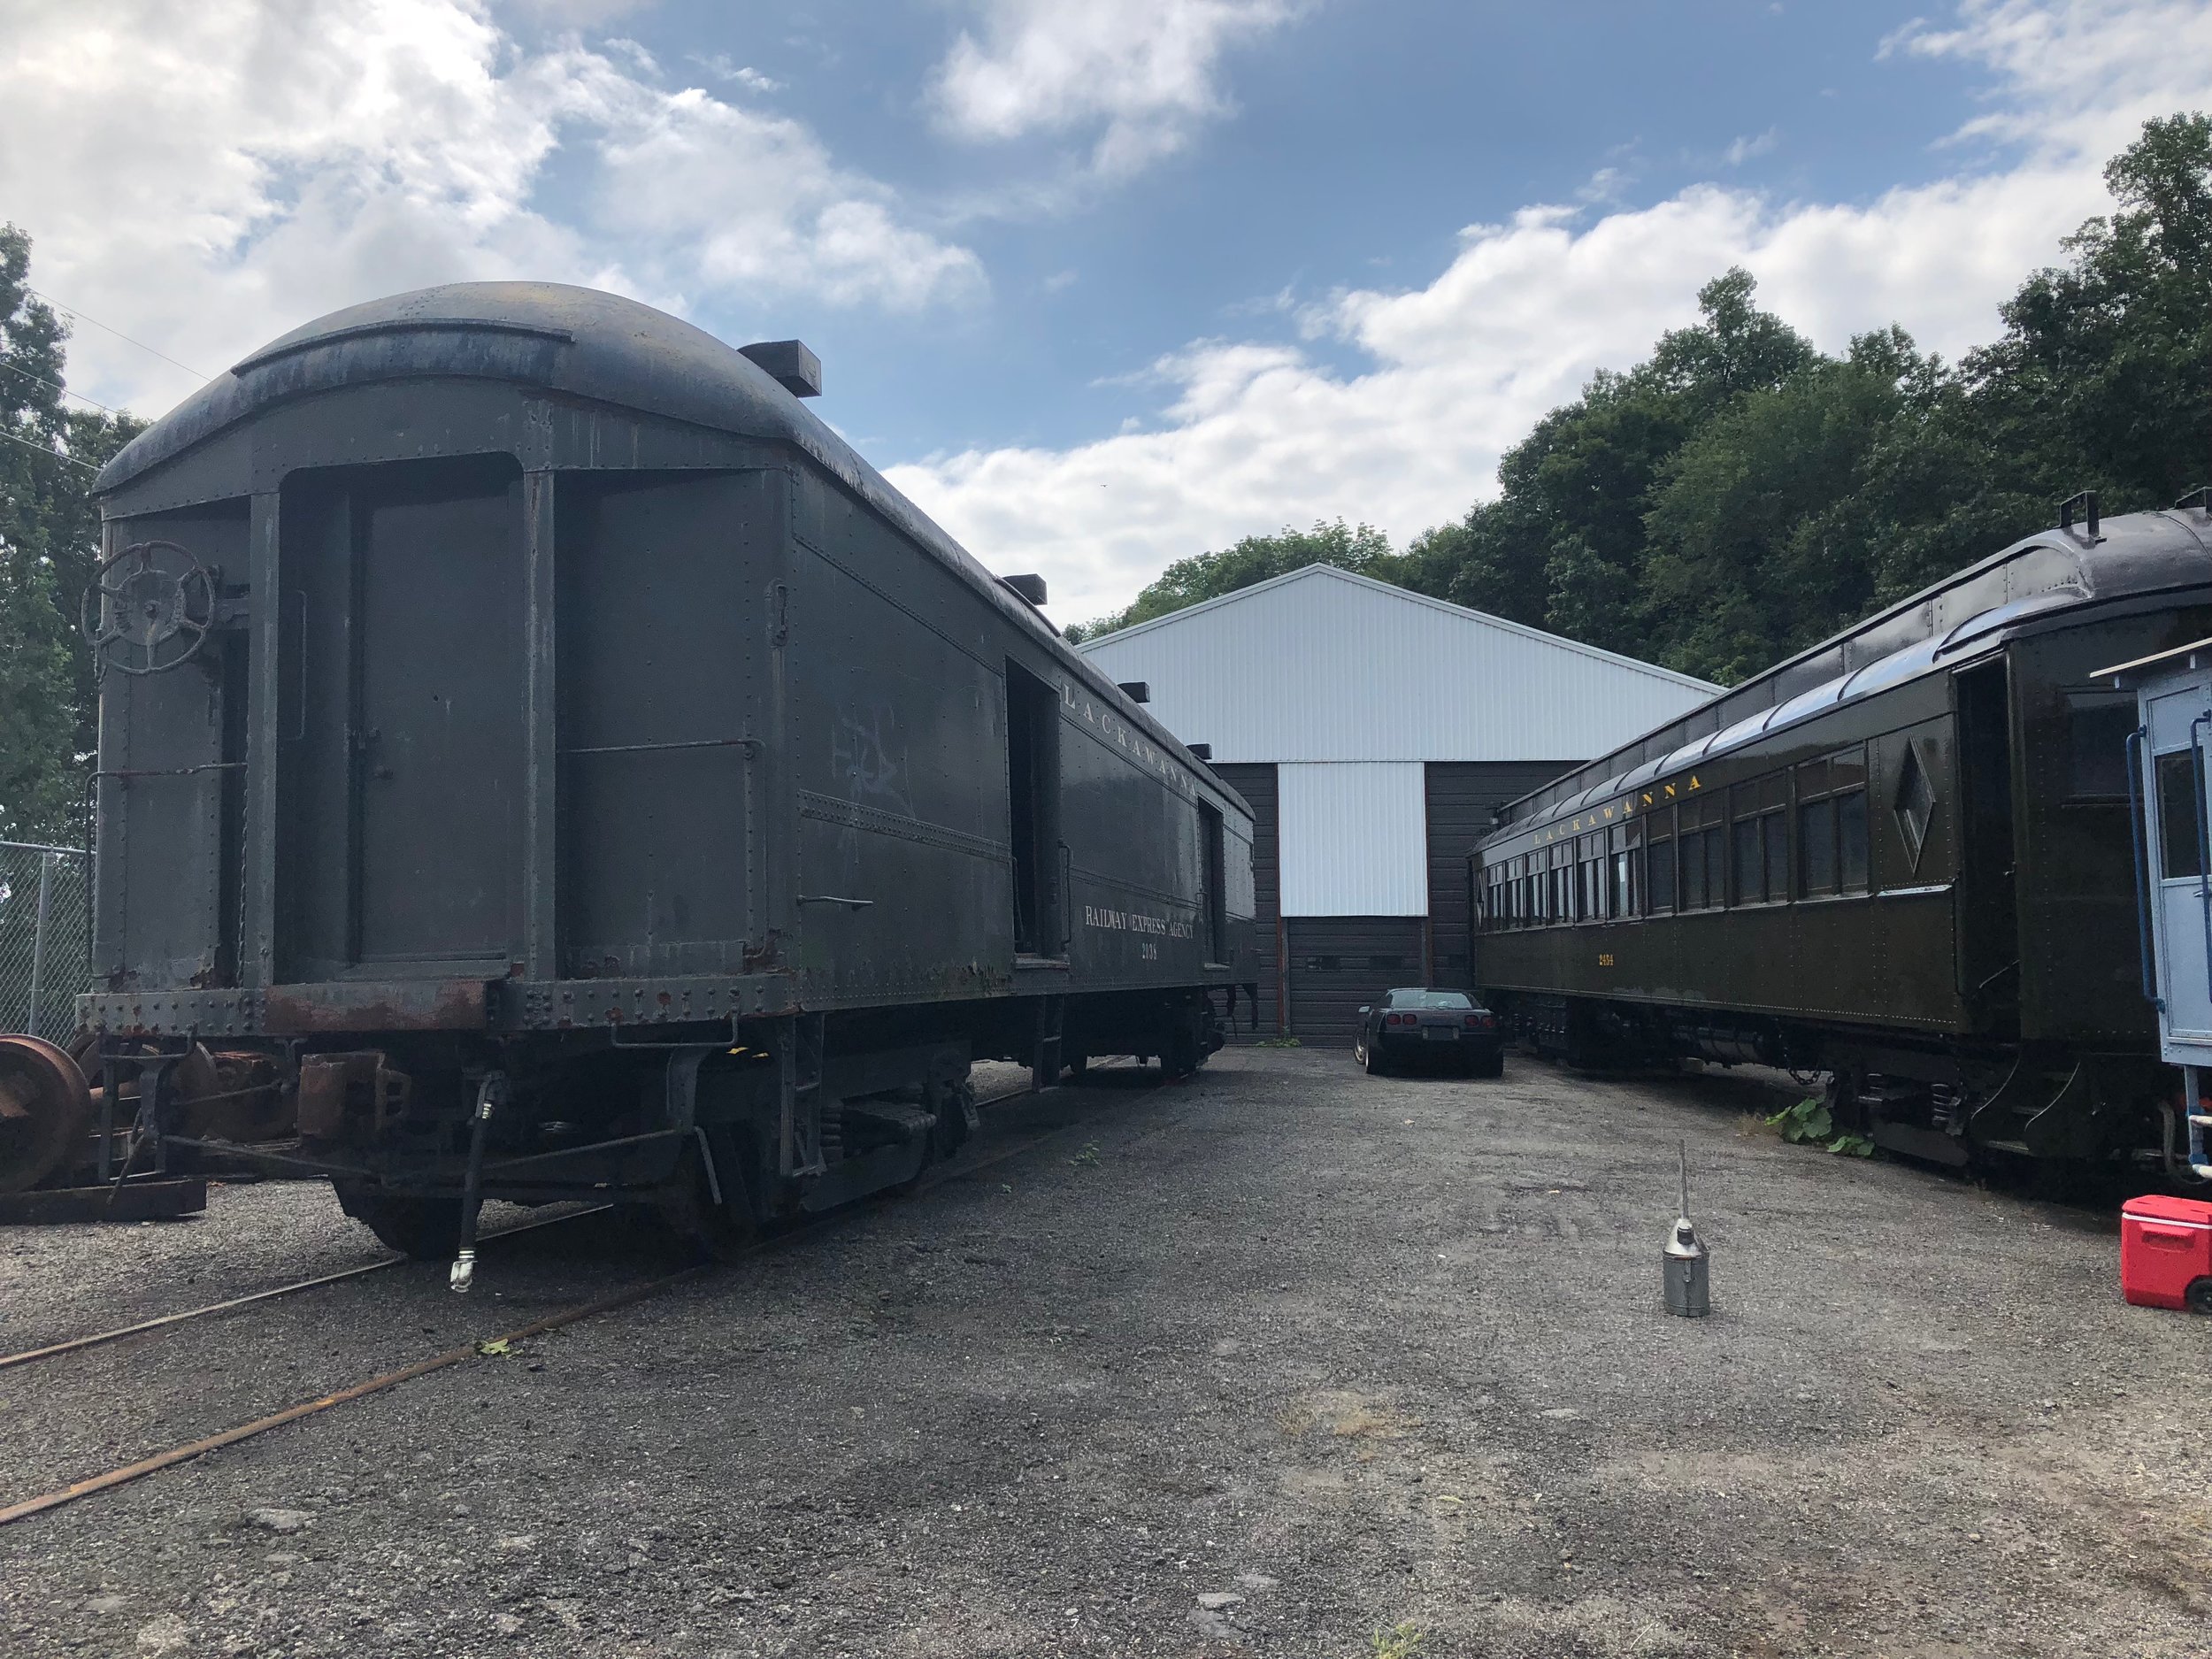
[1488,504,2212,845]
[96,282,1240,815]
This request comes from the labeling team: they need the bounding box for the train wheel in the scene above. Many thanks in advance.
[1162,1021,1202,1080]
[333,1186,463,1261]
[656,1141,757,1259]
[0,1034,95,1195]
[930,1071,977,1157]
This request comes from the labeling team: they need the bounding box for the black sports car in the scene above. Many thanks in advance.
[1354,988,1504,1078]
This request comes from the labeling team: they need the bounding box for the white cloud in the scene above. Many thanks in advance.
[1577,165,1632,205]
[1,0,979,417]
[687,52,783,93]
[932,0,1301,178]
[1724,127,1779,165]
[498,0,654,27]
[891,0,2212,624]
[590,88,984,310]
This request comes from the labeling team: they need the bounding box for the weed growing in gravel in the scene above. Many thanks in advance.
[1255,1036,1302,1048]
[1068,1141,1101,1166]
[1369,1621,1425,1658]
[1766,1097,1875,1156]
[1332,1403,1392,1439]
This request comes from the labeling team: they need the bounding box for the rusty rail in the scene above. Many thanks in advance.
[0,1066,1131,1525]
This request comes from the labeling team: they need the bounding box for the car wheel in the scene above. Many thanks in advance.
[1479,1050,1505,1079]
[1363,1042,1386,1077]
[334,1187,464,1261]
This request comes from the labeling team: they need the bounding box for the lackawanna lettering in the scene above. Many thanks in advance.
[1535,773,1703,844]
[1060,680,1196,799]
[1082,904,1195,940]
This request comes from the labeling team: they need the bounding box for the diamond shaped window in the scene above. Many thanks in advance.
[1893,741,1935,870]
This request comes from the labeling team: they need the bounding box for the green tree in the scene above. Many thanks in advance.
[1403,268,1815,664]
[1092,118,2211,686]
[1071,518,1397,641]
[0,224,144,842]
[1402,114,2212,681]
[1640,329,1933,680]
[1938,112,2212,568]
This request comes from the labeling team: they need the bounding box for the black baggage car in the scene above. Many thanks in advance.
[73,283,1259,1263]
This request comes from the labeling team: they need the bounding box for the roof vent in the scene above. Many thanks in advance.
[1000,573,1048,606]
[2060,488,2102,542]
[739,340,822,398]
[1117,680,1150,703]
[1188,743,1212,761]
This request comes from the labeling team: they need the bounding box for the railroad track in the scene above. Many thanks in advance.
[0,1064,1150,1527]
[0,1203,609,1374]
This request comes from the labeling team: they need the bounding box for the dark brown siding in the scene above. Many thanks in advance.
[1286,917,1428,1046]
[1212,764,1282,1036]
[1425,762,1578,987]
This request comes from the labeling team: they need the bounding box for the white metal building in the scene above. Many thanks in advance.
[1077,565,1717,1041]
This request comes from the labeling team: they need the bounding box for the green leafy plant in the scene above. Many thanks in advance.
[1770,1097,1832,1142]
[1766,1098,1874,1156]
[1068,1141,1100,1167]
[1369,1623,1426,1659]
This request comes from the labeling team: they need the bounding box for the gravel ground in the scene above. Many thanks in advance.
[2,1046,2208,1659]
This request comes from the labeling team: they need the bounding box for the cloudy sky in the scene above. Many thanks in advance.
[6,0,2211,623]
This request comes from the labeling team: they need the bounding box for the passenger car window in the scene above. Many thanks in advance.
[1838,790,1868,889]
[1732,817,1760,903]
[2157,749,2204,879]
[1762,812,1787,901]
[1799,797,1838,894]
[1681,831,1707,910]
[1647,834,1675,912]
[2066,693,2136,801]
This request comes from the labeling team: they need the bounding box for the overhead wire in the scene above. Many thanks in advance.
[0,424,101,476]
[22,287,211,383]
[0,359,127,419]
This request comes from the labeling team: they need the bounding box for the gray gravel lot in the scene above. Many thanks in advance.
[2,1047,2208,1659]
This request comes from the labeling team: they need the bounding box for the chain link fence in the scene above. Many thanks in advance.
[0,841,90,1044]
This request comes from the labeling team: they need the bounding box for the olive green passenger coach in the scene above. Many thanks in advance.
[1470,495,2212,1179]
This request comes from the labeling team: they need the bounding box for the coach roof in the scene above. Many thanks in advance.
[1490,503,2212,842]
[93,281,1240,810]
[102,280,872,503]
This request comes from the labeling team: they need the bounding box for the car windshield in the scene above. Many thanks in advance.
[1391,990,1472,1010]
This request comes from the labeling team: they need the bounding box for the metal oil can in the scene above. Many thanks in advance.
[1663,1141,1709,1317]
[1663,1216,1709,1317]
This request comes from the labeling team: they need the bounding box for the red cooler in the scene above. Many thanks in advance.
[2119,1194,2212,1312]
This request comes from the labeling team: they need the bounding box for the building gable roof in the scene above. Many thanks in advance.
[1085,564,1716,693]
[1076,564,1718,765]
